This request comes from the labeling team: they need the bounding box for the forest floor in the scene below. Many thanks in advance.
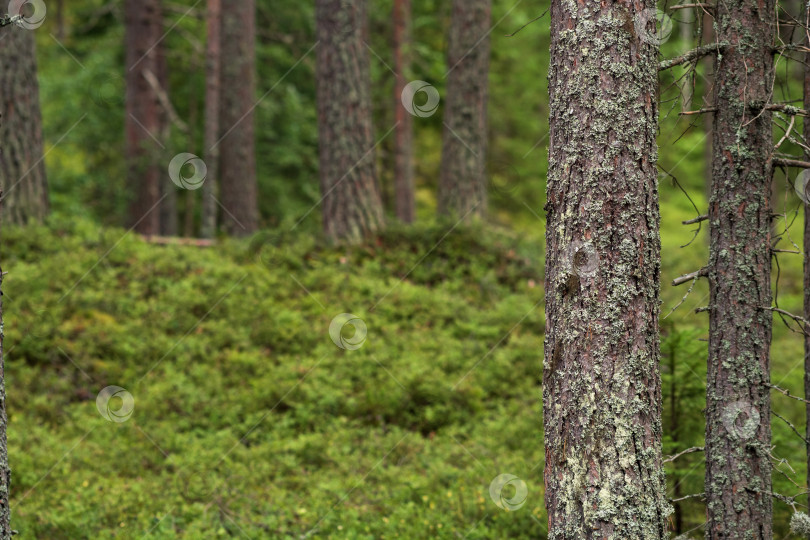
[2,214,805,538]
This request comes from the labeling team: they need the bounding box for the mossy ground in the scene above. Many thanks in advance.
[2,204,806,538]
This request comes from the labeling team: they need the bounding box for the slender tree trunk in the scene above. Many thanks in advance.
[804,5,810,527]
[392,0,414,223]
[125,0,162,234]
[56,0,66,40]
[218,0,259,236]
[156,36,178,237]
[0,255,9,539]
[669,345,684,535]
[315,0,384,243]
[705,0,774,535]
[201,0,221,239]
[0,25,48,225]
[438,0,490,220]
[543,3,669,538]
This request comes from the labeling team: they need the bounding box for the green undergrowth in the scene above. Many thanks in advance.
[1,215,805,538]
[3,218,547,539]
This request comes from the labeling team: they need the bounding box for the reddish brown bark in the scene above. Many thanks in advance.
[438,0,490,220]
[704,0,774,535]
[392,0,414,223]
[543,2,669,538]
[125,0,162,234]
[0,24,48,225]
[201,0,222,239]
[218,0,259,236]
[315,0,384,242]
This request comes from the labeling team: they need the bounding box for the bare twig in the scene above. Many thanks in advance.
[659,42,726,71]
[670,492,705,503]
[771,410,810,445]
[672,267,708,286]
[680,107,718,115]
[663,446,704,464]
[505,9,549,37]
[767,103,810,116]
[766,383,810,404]
[773,157,810,169]
[682,214,708,225]
[142,68,189,134]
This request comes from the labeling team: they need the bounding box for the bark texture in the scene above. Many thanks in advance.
[201,0,222,239]
[156,36,177,237]
[218,0,259,236]
[805,18,810,534]
[393,0,414,223]
[438,0,490,219]
[543,1,670,538]
[705,0,774,536]
[125,0,162,234]
[0,260,8,538]
[0,25,48,225]
[315,0,384,243]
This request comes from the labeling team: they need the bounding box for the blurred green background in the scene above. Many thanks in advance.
[4,0,808,537]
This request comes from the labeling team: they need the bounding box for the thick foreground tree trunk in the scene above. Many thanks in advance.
[704,0,774,536]
[125,0,162,235]
[392,0,414,223]
[201,0,222,239]
[218,0,259,236]
[315,0,384,243]
[438,0,490,219]
[543,3,669,538]
[0,25,48,225]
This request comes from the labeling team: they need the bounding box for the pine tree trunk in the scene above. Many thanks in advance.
[438,0,490,220]
[543,3,669,538]
[201,0,221,239]
[156,35,178,237]
[705,0,774,535]
[392,0,414,223]
[803,7,810,528]
[0,261,9,539]
[125,0,162,235]
[315,0,384,243]
[218,0,259,236]
[0,25,48,226]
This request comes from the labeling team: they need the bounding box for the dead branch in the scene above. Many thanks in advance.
[672,267,708,286]
[766,383,810,405]
[682,214,708,225]
[663,446,704,464]
[139,235,216,247]
[766,103,810,116]
[773,157,810,169]
[659,42,726,71]
[680,107,718,115]
[772,410,810,446]
[142,68,189,134]
[670,492,705,503]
